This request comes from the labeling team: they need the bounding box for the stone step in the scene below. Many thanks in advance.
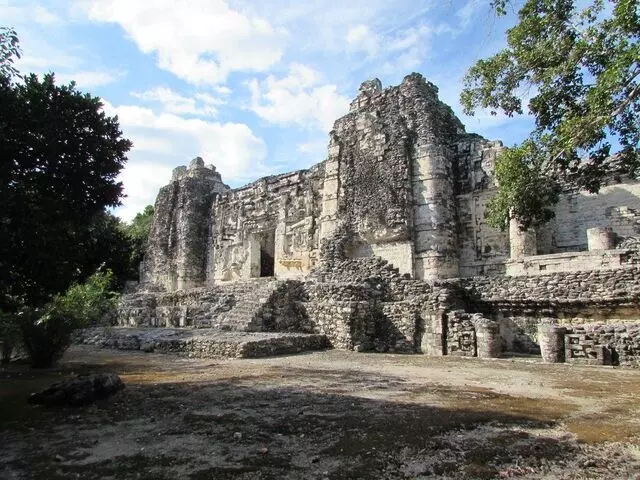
[75,327,330,359]
[119,277,285,330]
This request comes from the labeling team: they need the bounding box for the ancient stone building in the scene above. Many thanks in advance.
[105,73,640,366]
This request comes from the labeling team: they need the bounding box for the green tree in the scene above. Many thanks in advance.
[461,0,639,229]
[0,72,132,308]
[19,269,119,368]
[121,205,155,278]
[0,27,21,81]
[88,211,137,288]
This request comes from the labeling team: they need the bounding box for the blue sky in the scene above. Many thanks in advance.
[3,0,535,221]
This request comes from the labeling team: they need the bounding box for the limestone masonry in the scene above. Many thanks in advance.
[106,73,640,365]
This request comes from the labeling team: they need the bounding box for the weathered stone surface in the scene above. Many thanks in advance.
[141,158,228,291]
[105,73,640,366]
[538,324,567,363]
[75,327,329,359]
[28,373,124,407]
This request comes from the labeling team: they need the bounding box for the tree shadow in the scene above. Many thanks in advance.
[1,360,617,480]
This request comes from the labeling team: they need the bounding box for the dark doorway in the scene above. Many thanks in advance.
[259,230,275,277]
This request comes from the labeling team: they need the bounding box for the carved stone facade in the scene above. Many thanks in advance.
[113,73,640,365]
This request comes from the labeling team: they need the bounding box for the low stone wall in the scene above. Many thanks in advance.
[459,267,640,364]
[505,249,638,276]
[564,324,640,366]
[379,302,420,353]
[304,300,373,350]
[462,268,640,313]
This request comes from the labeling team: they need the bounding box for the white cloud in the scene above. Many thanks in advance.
[213,85,232,96]
[346,24,379,56]
[379,23,454,74]
[116,161,173,222]
[78,0,286,85]
[34,5,63,25]
[457,0,484,29]
[103,100,270,220]
[132,87,223,116]
[248,63,350,132]
[19,50,80,72]
[297,139,328,155]
[56,70,124,87]
[102,101,268,180]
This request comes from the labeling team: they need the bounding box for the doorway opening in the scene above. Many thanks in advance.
[259,230,275,277]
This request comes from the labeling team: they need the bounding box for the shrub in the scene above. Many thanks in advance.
[0,311,20,363]
[19,269,119,368]
[19,307,72,368]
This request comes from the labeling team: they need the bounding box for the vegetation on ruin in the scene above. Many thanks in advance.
[120,205,155,279]
[462,0,640,229]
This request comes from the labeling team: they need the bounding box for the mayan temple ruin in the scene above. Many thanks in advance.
[85,73,640,366]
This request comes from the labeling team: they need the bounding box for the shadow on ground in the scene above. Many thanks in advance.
[1,350,639,479]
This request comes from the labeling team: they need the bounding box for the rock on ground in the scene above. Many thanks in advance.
[28,373,124,407]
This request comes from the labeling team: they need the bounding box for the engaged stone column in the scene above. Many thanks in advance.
[474,317,501,358]
[587,227,615,251]
[537,324,567,363]
[509,217,537,259]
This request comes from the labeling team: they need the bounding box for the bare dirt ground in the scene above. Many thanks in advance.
[1,346,640,480]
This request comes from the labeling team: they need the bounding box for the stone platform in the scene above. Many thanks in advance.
[74,327,330,359]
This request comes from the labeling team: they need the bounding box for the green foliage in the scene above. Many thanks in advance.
[18,269,119,368]
[462,0,640,224]
[19,307,74,369]
[88,212,137,288]
[120,205,155,278]
[0,71,132,308]
[50,269,119,327]
[0,310,20,363]
[125,205,155,242]
[485,141,561,230]
[0,27,21,81]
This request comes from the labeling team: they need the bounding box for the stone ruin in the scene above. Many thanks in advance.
[92,73,640,366]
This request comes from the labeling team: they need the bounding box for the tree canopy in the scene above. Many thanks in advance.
[461,0,640,229]
[0,71,132,308]
[0,27,20,81]
[120,205,155,279]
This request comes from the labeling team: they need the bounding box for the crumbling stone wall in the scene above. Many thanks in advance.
[544,182,640,253]
[564,324,640,366]
[460,268,640,362]
[461,268,640,316]
[453,136,509,277]
[305,255,470,353]
[210,165,325,283]
[320,74,473,280]
[141,158,228,291]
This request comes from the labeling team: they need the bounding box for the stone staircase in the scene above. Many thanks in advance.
[212,278,281,331]
[91,277,330,359]
[120,277,283,331]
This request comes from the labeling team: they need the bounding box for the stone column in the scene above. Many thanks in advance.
[509,217,537,259]
[412,144,460,280]
[587,227,615,251]
[475,318,501,358]
[420,310,445,356]
[537,324,567,363]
